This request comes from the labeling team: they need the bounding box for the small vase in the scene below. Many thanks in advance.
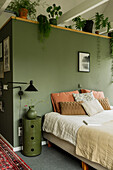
[26,106,37,119]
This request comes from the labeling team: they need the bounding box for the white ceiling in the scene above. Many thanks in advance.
[0,0,113,34]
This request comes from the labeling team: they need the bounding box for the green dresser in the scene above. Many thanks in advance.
[22,116,42,156]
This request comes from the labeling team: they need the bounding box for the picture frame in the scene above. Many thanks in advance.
[0,62,4,78]
[0,101,4,112]
[0,42,2,59]
[78,52,90,72]
[3,36,10,72]
[0,81,2,96]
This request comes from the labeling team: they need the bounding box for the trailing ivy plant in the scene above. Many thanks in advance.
[110,31,113,56]
[37,14,51,40]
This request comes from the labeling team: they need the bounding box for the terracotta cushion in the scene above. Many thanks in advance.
[98,98,111,110]
[81,89,105,99]
[60,101,86,115]
[51,90,79,113]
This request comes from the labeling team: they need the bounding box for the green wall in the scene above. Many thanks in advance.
[1,18,112,147]
[0,20,13,145]
[12,19,112,147]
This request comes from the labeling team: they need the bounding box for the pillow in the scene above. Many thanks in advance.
[51,90,79,113]
[81,99,104,116]
[60,101,86,115]
[81,89,105,99]
[73,92,94,102]
[98,98,111,110]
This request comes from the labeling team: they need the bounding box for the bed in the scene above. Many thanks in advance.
[43,90,113,170]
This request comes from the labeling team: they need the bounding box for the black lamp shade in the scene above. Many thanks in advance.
[25,80,38,91]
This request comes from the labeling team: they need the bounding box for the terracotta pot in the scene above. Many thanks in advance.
[95,31,99,34]
[19,8,28,19]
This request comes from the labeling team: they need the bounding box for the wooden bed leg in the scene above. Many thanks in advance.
[81,161,89,170]
[48,141,52,147]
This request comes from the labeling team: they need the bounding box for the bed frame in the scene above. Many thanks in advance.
[43,132,106,170]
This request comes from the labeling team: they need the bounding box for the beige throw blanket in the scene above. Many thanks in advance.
[76,120,113,170]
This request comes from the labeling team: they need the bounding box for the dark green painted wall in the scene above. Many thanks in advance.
[12,19,112,147]
[0,20,13,145]
[0,18,112,147]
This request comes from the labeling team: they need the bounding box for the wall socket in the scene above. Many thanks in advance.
[18,127,22,136]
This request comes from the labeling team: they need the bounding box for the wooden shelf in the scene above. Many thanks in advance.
[0,16,111,39]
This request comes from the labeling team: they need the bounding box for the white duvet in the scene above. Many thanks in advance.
[43,110,113,146]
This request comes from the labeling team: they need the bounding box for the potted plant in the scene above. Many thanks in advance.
[46,4,62,25]
[72,16,86,31]
[72,16,94,33]
[37,14,51,40]
[6,0,38,20]
[95,12,111,34]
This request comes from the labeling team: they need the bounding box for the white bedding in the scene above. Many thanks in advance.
[43,110,113,146]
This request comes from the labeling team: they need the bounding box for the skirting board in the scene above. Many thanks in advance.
[0,134,47,152]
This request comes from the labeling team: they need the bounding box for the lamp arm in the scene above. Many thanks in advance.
[7,82,28,84]
[8,86,22,90]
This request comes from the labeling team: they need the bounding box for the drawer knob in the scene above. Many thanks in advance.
[31,125,34,128]
[31,137,34,140]
[31,148,34,152]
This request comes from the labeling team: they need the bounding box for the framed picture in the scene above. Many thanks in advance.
[0,81,2,96]
[0,101,4,112]
[78,52,90,72]
[0,42,2,59]
[0,62,4,78]
[3,36,10,72]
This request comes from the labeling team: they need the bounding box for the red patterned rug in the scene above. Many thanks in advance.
[0,138,32,170]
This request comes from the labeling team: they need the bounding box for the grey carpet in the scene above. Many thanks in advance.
[17,144,95,170]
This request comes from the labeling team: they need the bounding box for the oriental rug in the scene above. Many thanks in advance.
[0,138,31,170]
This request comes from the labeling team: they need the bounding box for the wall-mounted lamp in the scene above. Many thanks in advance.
[6,80,38,99]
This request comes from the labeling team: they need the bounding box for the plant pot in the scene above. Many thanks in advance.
[95,31,99,34]
[108,32,113,37]
[26,106,37,119]
[19,8,28,19]
[82,20,94,33]
[49,18,57,25]
[37,14,47,24]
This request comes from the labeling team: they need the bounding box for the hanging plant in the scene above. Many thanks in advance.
[37,14,51,40]
[109,31,113,56]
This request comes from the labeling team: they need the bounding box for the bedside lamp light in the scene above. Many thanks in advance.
[25,80,38,91]
[6,80,38,99]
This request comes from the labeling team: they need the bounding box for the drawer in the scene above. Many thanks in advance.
[23,133,41,143]
[22,141,41,156]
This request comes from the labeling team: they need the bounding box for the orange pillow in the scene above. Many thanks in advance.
[81,89,105,99]
[51,90,79,113]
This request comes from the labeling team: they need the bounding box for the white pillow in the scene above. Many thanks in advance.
[81,99,104,116]
[73,92,94,102]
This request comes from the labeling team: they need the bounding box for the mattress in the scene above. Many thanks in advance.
[43,110,113,146]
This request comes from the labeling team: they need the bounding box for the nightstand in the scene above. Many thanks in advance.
[22,116,42,156]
